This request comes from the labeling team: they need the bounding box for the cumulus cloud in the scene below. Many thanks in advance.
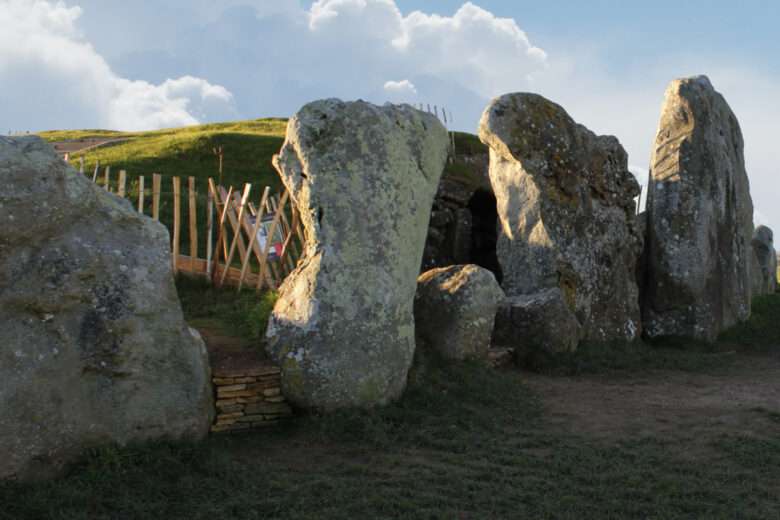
[383,79,418,99]
[0,0,236,131]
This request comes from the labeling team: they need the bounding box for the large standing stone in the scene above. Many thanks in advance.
[265,100,448,410]
[478,93,642,347]
[643,76,754,342]
[415,265,504,361]
[0,137,213,481]
[751,225,777,297]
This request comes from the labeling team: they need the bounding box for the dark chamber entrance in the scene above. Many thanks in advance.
[468,189,502,284]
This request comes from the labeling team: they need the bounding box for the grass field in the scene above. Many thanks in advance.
[3,288,779,519]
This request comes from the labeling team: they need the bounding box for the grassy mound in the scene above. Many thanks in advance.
[39,119,289,191]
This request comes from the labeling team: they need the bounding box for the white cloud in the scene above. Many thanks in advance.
[0,0,236,132]
[383,79,417,97]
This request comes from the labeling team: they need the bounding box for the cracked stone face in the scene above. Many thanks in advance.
[643,76,754,342]
[265,99,448,410]
[478,92,642,348]
[0,137,213,481]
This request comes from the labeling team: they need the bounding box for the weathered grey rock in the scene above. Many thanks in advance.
[492,289,582,356]
[0,137,213,481]
[414,265,504,360]
[751,225,777,297]
[478,93,643,345]
[643,76,754,342]
[265,99,448,410]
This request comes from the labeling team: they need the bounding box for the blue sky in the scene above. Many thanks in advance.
[1,0,778,228]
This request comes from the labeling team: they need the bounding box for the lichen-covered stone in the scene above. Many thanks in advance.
[643,76,754,342]
[0,137,213,481]
[492,289,582,356]
[478,93,642,345]
[414,264,504,360]
[265,99,448,410]
[751,225,777,297]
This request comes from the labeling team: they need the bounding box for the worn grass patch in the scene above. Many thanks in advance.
[176,275,278,343]
[2,355,779,519]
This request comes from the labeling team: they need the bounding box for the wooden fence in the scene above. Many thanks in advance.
[81,161,302,292]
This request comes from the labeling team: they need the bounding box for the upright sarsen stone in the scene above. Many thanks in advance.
[0,137,213,481]
[643,76,754,342]
[751,225,777,297]
[265,100,448,410]
[478,93,642,347]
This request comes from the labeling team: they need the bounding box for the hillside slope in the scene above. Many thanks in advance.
[39,120,487,192]
[39,119,289,191]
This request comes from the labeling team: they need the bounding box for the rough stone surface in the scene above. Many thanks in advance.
[0,137,213,481]
[414,265,505,360]
[265,99,448,410]
[643,76,754,342]
[492,289,582,357]
[751,225,777,297]
[478,93,643,345]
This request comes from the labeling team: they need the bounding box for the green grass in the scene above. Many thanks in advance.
[719,293,780,348]
[38,118,288,191]
[175,275,278,343]
[2,354,779,519]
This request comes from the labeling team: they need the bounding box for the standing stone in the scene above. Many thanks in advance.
[478,93,642,348]
[0,137,213,481]
[415,265,504,361]
[751,225,777,297]
[643,76,754,342]
[265,100,448,410]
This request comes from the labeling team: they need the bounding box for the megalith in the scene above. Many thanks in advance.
[751,225,777,297]
[643,76,754,342]
[478,93,643,350]
[0,137,213,481]
[415,264,505,361]
[265,99,448,410]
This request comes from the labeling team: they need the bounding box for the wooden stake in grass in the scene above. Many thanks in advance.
[213,145,224,186]
[152,173,161,221]
[79,156,84,174]
[92,159,100,183]
[188,176,198,272]
[237,186,270,292]
[117,170,127,198]
[172,176,181,275]
[104,166,111,192]
[219,184,252,287]
[137,176,145,213]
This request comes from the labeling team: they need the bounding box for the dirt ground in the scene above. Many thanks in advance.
[522,352,780,445]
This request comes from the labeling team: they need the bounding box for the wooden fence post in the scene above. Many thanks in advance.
[172,176,181,274]
[219,184,252,287]
[188,177,198,272]
[79,157,84,174]
[92,160,100,183]
[206,180,214,277]
[152,173,161,221]
[117,170,127,198]
[257,190,290,291]
[138,175,145,213]
[211,184,234,284]
[104,166,111,192]
[237,187,271,291]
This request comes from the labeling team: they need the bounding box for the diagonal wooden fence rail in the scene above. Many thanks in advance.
[82,163,302,292]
